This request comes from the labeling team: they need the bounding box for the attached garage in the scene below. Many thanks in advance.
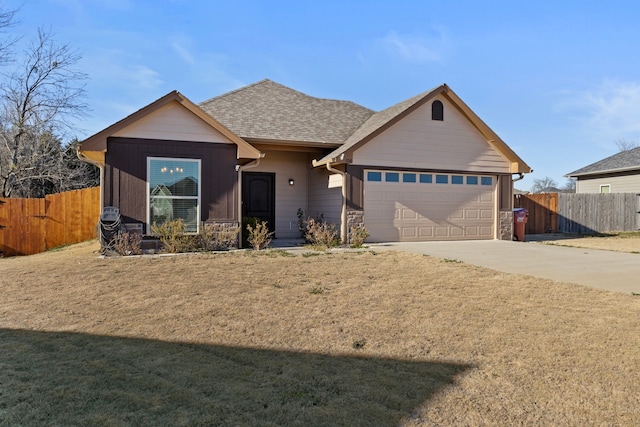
[364,170,496,241]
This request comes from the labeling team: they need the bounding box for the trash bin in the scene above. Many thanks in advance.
[513,208,528,242]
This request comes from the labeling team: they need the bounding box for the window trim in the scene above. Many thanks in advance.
[147,157,201,234]
[599,184,611,194]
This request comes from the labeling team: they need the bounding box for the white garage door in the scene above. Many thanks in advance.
[364,170,496,242]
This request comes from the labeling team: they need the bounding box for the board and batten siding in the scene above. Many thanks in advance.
[104,137,238,231]
[352,95,510,173]
[113,101,235,144]
[247,150,310,238]
[576,173,640,194]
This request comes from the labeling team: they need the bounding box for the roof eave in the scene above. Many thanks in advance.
[566,165,640,178]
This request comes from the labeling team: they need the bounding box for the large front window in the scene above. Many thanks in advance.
[148,157,200,233]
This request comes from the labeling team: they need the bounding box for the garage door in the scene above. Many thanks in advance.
[364,170,496,242]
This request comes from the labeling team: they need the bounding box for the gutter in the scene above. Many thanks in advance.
[313,158,347,244]
[512,173,525,182]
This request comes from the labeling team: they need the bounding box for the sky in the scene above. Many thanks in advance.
[5,0,640,191]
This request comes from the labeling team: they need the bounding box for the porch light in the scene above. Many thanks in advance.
[288,179,295,186]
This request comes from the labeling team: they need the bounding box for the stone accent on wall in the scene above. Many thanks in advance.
[346,210,364,243]
[499,210,513,241]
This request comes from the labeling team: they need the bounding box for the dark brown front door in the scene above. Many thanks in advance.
[242,172,275,233]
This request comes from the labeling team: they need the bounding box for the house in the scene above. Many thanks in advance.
[78,79,531,244]
[566,147,640,193]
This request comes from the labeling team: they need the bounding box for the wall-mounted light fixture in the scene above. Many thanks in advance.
[288,178,295,186]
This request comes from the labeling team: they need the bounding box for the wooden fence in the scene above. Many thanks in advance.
[557,193,639,233]
[514,193,558,234]
[0,187,100,256]
[514,192,640,234]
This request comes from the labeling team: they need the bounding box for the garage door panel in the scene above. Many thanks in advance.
[364,171,496,242]
[466,209,479,219]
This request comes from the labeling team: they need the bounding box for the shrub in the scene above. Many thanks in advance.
[246,220,273,250]
[349,225,369,248]
[305,217,339,249]
[198,223,239,251]
[297,208,325,241]
[111,231,142,256]
[151,219,194,253]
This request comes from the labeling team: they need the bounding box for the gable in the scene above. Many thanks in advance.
[79,91,262,165]
[351,94,510,173]
[113,101,234,144]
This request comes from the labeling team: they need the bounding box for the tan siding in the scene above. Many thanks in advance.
[308,166,342,228]
[352,94,510,173]
[113,101,234,144]
[577,175,640,193]
[249,151,310,238]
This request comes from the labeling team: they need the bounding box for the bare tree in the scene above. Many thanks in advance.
[530,176,558,193]
[0,6,18,66]
[614,139,640,152]
[562,177,576,193]
[0,28,88,197]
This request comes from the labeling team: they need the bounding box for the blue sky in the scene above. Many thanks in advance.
[6,0,640,190]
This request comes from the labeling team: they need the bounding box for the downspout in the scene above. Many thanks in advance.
[76,148,104,211]
[512,173,525,182]
[324,161,347,244]
[236,158,261,248]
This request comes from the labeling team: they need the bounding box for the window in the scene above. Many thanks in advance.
[436,174,448,184]
[419,174,432,183]
[148,157,200,233]
[403,173,416,183]
[452,175,463,184]
[385,172,400,182]
[432,100,444,121]
[466,176,478,185]
[481,176,493,186]
[600,184,611,194]
[367,171,382,182]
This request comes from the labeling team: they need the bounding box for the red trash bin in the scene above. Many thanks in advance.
[513,208,528,242]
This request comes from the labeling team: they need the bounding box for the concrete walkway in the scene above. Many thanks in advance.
[367,240,640,294]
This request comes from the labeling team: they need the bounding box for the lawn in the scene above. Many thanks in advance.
[1,241,639,426]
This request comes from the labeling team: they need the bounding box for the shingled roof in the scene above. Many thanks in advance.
[199,79,374,145]
[567,146,640,177]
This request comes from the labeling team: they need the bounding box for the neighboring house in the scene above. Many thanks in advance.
[78,79,531,243]
[567,147,640,194]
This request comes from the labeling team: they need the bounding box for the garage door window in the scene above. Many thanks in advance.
[466,176,478,185]
[403,173,416,183]
[385,172,400,182]
[367,171,382,182]
[420,174,432,183]
[452,175,463,184]
[436,175,448,184]
[481,177,493,186]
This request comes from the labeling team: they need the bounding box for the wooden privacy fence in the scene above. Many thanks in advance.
[515,192,640,234]
[0,187,100,257]
[514,193,558,234]
[557,193,640,234]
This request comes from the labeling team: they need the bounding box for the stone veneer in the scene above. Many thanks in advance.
[346,210,365,244]
[499,210,513,241]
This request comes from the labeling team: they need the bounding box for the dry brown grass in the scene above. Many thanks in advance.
[537,232,640,253]
[1,240,640,425]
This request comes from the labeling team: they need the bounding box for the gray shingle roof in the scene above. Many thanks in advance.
[567,146,640,177]
[199,79,374,144]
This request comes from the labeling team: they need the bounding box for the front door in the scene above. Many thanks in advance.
[242,172,275,233]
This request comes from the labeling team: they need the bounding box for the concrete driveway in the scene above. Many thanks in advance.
[368,240,640,294]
